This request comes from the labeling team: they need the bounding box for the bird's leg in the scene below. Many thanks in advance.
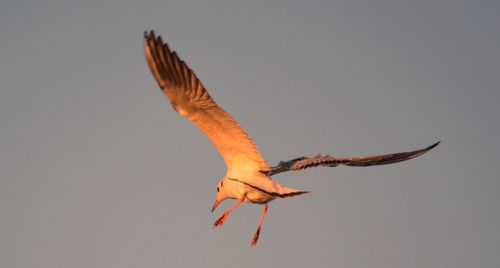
[251,203,269,247]
[213,198,244,228]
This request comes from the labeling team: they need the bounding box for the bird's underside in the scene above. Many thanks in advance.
[143,30,439,247]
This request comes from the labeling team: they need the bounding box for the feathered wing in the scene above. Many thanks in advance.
[143,31,269,173]
[266,142,440,176]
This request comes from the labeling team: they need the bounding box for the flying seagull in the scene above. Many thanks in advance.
[143,30,439,247]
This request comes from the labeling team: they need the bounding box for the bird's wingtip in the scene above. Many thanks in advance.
[144,30,155,38]
[428,141,441,150]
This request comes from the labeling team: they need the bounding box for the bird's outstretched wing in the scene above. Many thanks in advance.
[266,142,440,176]
[143,31,269,173]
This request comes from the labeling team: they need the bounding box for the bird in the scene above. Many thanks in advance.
[143,30,439,247]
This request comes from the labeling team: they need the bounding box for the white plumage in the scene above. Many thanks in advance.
[143,30,439,246]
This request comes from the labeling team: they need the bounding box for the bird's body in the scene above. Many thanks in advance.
[221,176,276,205]
[143,30,439,246]
[221,172,308,204]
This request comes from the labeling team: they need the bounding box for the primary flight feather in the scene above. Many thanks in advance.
[143,30,439,247]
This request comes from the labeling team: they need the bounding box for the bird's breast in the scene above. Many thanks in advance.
[223,178,275,204]
[245,190,275,204]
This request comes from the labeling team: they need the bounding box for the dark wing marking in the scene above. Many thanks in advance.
[227,177,309,198]
[266,142,440,176]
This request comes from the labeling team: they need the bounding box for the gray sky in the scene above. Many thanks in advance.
[1,0,499,267]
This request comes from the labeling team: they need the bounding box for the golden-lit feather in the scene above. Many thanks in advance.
[143,31,269,174]
[143,30,439,247]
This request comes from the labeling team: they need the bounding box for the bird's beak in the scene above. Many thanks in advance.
[212,199,222,213]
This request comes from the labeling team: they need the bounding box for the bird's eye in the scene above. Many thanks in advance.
[216,187,219,192]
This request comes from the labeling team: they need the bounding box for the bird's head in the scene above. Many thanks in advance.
[212,178,229,212]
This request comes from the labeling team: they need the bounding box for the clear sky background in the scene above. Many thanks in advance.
[1,0,499,267]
